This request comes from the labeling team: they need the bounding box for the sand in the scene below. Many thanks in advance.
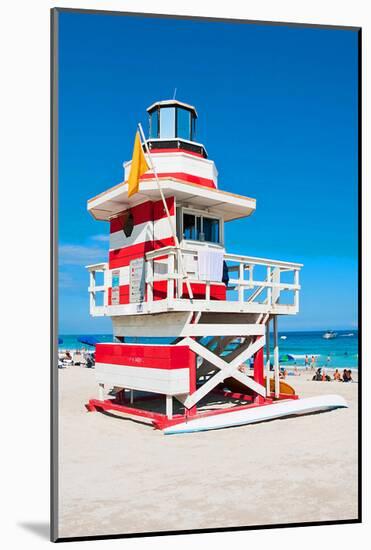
[58,367,359,538]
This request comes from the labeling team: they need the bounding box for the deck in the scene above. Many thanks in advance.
[87,246,302,317]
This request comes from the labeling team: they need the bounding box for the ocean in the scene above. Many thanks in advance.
[58,330,358,369]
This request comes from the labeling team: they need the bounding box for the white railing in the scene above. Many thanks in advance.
[87,248,302,315]
[86,262,108,316]
[224,252,301,309]
[145,246,302,312]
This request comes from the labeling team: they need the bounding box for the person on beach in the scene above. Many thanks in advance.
[312,367,323,381]
[343,369,350,382]
[305,355,309,370]
[321,368,330,382]
[311,355,316,370]
[334,369,342,381]
[347,369,353,382]
[279,367,287,379]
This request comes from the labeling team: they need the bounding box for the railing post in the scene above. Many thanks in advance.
[89,270,95,314]
[103,267,108,307]
[272,267,280,305]
[177,249,183,298]
[146,259,153,305]
[238,262,244,303]
[205,281,211,303]
[294,269,299,311]
[249,265,254,288]
[167,252,175,308]
[267,266,272,307]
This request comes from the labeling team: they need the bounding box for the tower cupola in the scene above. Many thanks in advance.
[146,100,206,157]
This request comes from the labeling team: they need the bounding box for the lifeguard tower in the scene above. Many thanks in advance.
[85,100,346,434]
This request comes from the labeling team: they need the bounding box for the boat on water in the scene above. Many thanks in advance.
[322,330,338,339]
[280,335,287,340]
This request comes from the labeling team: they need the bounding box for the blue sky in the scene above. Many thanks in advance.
[58,11,358,334]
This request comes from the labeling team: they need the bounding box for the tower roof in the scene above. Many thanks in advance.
[147,99,198,118]
[87,178,256,222]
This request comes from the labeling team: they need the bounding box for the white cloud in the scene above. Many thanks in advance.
[91,234,110,242]
[58,271,74,288]
[59,244,106,266]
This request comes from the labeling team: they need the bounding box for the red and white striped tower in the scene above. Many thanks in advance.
[86,100,303,430]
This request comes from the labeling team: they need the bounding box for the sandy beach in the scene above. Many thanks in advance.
[58,366,358,539]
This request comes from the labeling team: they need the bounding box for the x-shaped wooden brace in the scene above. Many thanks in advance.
[176,335,266,409]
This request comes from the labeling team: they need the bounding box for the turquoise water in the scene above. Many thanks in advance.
[59,330,358,369]
[267,330,358,368]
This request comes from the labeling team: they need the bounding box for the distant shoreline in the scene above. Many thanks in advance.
[58,329,359,370]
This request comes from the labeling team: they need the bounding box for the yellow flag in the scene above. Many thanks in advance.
[127,131,150,197]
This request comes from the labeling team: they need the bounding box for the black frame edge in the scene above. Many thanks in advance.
[50,10,362,543]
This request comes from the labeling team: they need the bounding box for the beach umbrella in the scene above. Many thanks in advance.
[78,335,100,347]
[279,353,295,363]
[58,337,63,345]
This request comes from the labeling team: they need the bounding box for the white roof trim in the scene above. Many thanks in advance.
[87,179,256,222]
[147,99,198,116]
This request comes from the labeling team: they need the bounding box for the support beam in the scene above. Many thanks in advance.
[253,344,265,404]
[166,395,173,419]
[181,336,266,409]
[273,316,280,398]
[98,383,104,401]
[182,324,265,337]
[265,320,271,397]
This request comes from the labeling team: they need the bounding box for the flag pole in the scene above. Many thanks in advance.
[137,123,194,301]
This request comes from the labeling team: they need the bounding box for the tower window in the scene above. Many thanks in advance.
[149,109,159,138]
[203,217,220,243]
[183,213,201,240]
[159,107,176,139]
[182,210,221,244]
[177,108,191,140]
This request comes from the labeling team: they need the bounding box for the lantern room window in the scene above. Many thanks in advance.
[148,102,197,141]
[149,109,159,139]
[177,108,191,140]
[160,107,176,138]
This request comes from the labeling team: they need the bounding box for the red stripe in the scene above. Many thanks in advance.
[108,236,175,269]
[140,172,216,189]
[95,343,194,370]
[153,281,226,301]
[150,148,204,158]
[86,399,186,423]
[110,198,174,234]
